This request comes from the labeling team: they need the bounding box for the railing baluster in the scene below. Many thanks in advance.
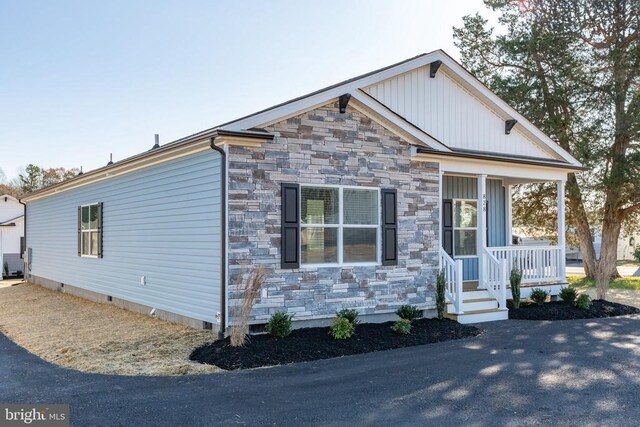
[440,248,464,315]
[486,245,564,285]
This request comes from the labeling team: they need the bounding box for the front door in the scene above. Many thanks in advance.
[442,198,488,281]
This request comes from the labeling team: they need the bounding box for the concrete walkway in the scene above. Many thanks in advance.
[3,316,640,426]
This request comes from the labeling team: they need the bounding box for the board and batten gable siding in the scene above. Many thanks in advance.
[27,150,222,323]
[442,175,506,281]
[364,66,559,160]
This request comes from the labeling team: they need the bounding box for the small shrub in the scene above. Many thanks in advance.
[633,246,640,263]
[336,308,359,326]
[2,261,7,278]
[330,317,355,340]
[16,270,23,277]
[436,271,446,320]
[266,312,293,338]
[510,268,522,309]
[529,288,549,306]
[559,287,577,305]
[575,293,592,310]
[396,305,422,322]
[391,319,412,335]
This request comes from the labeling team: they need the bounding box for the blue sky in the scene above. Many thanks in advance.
[0,0,492,180]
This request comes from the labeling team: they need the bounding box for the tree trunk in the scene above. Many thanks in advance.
[565,174,598,279]
[596,217,623,300]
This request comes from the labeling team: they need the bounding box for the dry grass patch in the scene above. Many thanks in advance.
[0,283,219,376]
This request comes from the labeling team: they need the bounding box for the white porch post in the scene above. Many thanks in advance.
[438,169,444,271]
[0,230,3,281]
[557,180,566,280]
[477,175,487,286]
[505,184,513,246]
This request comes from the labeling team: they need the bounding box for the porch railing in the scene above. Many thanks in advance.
[480,247,508,309]
[439,248,464,314]
[487,245,564,285]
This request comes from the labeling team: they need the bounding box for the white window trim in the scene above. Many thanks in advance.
[80,203,100,258]
[452,198,478,259]
[300,184,381,267]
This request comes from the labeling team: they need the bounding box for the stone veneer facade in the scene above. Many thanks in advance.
[227,101,440,323]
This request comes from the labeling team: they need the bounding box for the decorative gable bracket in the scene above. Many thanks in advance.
[339,93,351,113]
[430,60,442,78]
[505,119,517,135]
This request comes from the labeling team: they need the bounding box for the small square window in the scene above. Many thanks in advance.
[301,227,338,264]
[343,189,378,225]
[454,200,477,228]
[343,228,377,262]
[301,187,339,225]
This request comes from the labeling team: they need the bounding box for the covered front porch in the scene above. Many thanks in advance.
[434,157,569,323]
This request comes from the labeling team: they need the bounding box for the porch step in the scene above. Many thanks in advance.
[445,308,509,324]
[460,290,492,300]
[447,298,497,314]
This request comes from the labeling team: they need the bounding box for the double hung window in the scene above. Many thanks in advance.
[300,186,379,265]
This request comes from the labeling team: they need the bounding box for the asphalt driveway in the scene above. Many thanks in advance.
[2,316,640,426]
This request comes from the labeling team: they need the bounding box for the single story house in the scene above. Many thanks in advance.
[21,50,583,332]
[0,194,25,279]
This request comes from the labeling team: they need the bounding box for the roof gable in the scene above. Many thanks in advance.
[363,65,560,160]
[0,194,19,203]
[0,195,23,223]
[221,50,581,167]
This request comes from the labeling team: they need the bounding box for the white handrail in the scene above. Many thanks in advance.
[480,247,507,309]
[439,248,464,314]
[487,245,564,284]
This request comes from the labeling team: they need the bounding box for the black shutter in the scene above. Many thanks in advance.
[97,202,103,258]
[442,199,453,256]
[281,183,300,268]
[77,206,82,256]
[381,189,398,266]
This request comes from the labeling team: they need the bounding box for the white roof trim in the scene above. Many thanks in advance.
[220,50,581,167]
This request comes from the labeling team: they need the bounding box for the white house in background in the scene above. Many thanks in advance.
[0,195,25,279]
[568,229,640,262]
[514,225,640,262]
[607,232,640,261]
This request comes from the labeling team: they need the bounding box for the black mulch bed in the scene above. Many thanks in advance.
[190,318,481,370]
[509,299,640,321]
